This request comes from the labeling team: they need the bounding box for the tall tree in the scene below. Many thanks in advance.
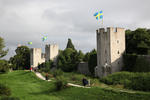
[0,37,8,58]
[126,28,150,55]
[9,46,30,70]
[66,38,75,50]
[57,48,79,72]
[88,49,97,75]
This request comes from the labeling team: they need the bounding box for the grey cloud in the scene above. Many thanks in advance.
[1,0,150,60]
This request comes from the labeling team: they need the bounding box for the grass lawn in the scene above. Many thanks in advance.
[0,70,150,100]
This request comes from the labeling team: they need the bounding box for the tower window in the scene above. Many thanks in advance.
[118,51,120,54]
[117,40,119,43]
[114,28,117,32]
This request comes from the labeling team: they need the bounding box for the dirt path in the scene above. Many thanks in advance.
[34,72,90,88]
[35,72,51,81]
[67,83,91,88]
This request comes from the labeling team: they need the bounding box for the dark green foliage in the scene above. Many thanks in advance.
[88,49,97,75]
[83,49,97,76]
[133,56,150,72]
[57,48,80,72]
[0,60,9,73]
[123,54,137,71]
[9,46,30,70]
[0,83,11,96]
[54,76,67,91]
[83,52,90,62]
[0,97,20,100]
[52,69,63,77]
[123,54,150,72]
[0,37,8,58]
[101,72,150,91]
[66,38,75,50]
[126,28,150,55]
[38,60,53,73]
[77,50,84,62]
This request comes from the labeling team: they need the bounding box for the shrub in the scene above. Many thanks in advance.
[0,83,11,96]
[0,60,9,73]
[100,72,134,85]
[123,54,150,72]
[0,96,20,100]
[54,76,67,91]
[101,72,150,91]
[57,48,80,72]
[52,69,63,77]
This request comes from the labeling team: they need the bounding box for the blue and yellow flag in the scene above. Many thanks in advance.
[94,11,103,20]
[28,42,32,45]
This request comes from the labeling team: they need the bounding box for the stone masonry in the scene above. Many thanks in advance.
[95,27,125,78]
[30,44,59,68]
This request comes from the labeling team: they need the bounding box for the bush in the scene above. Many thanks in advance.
[101,72,134,85]
[88,49,97,76]
[0,83,11,96]
[54,76,67,91]
[38,60,53,73]
[57,48,80,72]
[0,60,9,73]
[101,72,150,91]
[0,96,20,100]
[123,54,150,72]
[52,69,63,78]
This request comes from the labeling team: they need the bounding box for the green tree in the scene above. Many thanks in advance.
[77,50,84,62]
[88,49,97,75]
[66,38,75,50]
[57,48,79,72]
[38,60,53,72]
[0,60,9,73]
[9,46,30,70]
[0,37,8,58]
[83,52,90,62]
[126,28,150,55]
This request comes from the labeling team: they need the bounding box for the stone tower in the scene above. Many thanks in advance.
[95,27,125,78]
[30,44,59,68]
[30,48,45,68]
[45,44,59,62]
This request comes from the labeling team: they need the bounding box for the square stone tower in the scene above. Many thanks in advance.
[95,27,125,78]
[30,44,59,68]
[30,48,45,68]
[45,44,59,62]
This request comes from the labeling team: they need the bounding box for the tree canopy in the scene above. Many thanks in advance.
[126,28,150,55]
[0,37,8,58]
[66,38,75,50]
[9,46,30,70]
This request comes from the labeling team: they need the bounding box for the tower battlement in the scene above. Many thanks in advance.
[97,27,124,33]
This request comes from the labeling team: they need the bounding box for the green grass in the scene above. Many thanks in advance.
[0,70,150,100]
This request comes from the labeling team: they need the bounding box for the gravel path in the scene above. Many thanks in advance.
[67,83,91,88]
[34,72,90,88]
[35,72,51,81]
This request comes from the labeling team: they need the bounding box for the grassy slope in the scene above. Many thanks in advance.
[0,71,150,100]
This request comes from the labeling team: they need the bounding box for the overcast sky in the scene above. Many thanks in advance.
[0,0,150,60]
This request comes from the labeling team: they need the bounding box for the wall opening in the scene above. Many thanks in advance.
[118,51,120,54]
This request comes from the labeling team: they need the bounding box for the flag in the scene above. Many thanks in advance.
[94,10,103,20]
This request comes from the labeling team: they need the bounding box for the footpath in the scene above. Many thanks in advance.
[34,71,91,88]
[34,71,150,94]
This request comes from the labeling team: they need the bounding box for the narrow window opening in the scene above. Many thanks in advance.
[118,51,120,54]
[117,40,119,43]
